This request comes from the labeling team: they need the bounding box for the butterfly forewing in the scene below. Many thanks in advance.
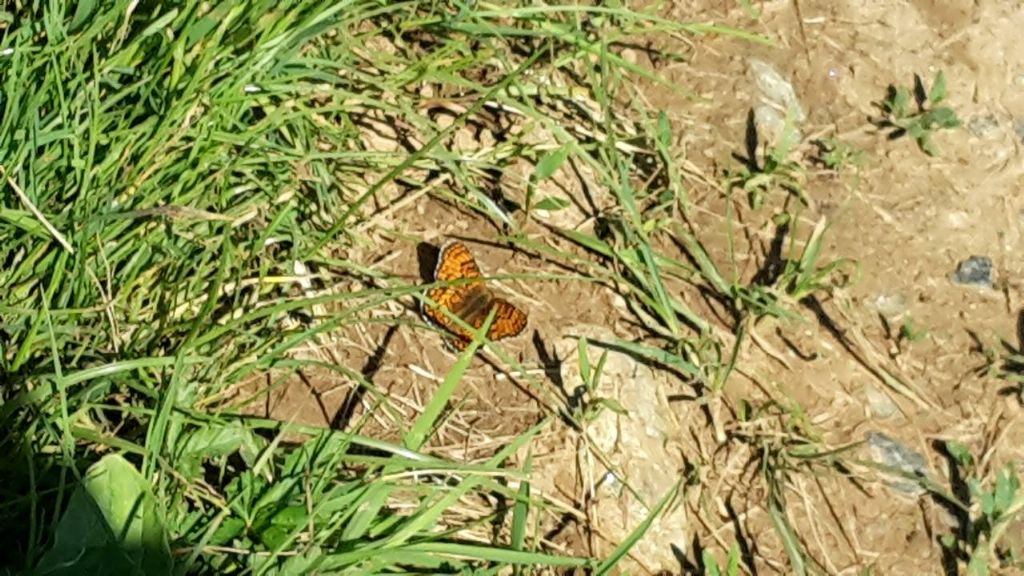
[433,242,484,283]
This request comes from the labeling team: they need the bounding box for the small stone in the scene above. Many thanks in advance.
[951,256,994,288]
[865,432,930,497]
[748,59,806,122]
[1014,119,1024,144]
[870,293,908,319]
[864,384,899,419]
[967,114,1000,138]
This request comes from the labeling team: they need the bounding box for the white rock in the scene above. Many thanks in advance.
[748,59,806,122]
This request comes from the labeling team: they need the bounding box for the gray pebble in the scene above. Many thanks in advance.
[1015,119,1024,144]
[871,293,908,319]
[865,432,930,497]
[967,114,999,137]
[865,384,900,419]
[951,256,993,288]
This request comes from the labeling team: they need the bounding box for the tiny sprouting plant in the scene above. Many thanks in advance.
[939,441,1024,575]
[879,70,961,156]
[571,337,625,423]
[898,317,928,344]
[814,137,864,172]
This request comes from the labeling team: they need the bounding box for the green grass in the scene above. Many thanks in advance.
[0,1,742,573]
[0,1,887,574]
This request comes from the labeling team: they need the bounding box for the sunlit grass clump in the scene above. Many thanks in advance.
[0,1,748,573]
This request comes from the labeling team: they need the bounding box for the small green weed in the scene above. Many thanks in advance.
[939,441,1024,575]
[768,214,854,304]
[880,315,928,356]
[878,70,961,156]
[728,213,855,324]
[703,544,742,576]
[979,323,1024,403]
[732,398,849,575]
[814,137,864,172]
[898,317,928,344]
[570,337,626,424]
[736,0,762,20]
[726,109,808,209]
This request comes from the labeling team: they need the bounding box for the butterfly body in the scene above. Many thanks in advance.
[423,241,528,350]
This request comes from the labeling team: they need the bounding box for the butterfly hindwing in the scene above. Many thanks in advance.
[488,298,528,341]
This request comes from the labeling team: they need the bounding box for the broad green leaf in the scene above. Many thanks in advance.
[177,422,267,476]
[981,491,996,517]
[994,467,1020,514]
[929,70,947,103]
[209,518,246,546]
[35,454,171,576]
[69,0,97,31]
[252,497,309,552]
[907,123,926,140]
[891,87,911,116]
[533,146,570,181]
[927,107,961,128]
[920,136,940,157]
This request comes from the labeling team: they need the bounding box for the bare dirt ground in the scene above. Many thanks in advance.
[246,1,1024,574]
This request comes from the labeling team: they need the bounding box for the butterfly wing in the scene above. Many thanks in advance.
[487,298,528,341]
[432,241,483,284]
[446,298,527,350]
[424,241,486,345]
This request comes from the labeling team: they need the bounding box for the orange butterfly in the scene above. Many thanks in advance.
[423,241,528,350]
